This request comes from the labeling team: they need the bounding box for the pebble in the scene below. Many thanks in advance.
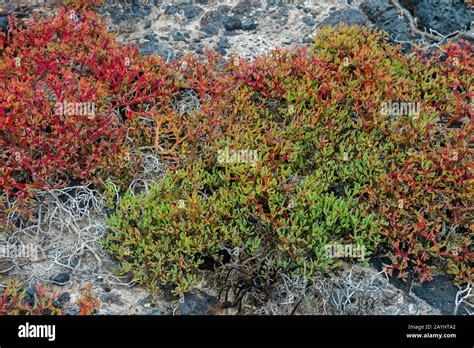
[51,272,70,285]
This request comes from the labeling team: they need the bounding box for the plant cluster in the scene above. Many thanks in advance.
[105,26,472,294]
[0,5,471,298]
[0,7,175,220]
[0,278,100,315]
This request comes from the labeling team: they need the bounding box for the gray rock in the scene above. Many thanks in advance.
[144,33,155,41]
[143,20,151,30]
[360,0,418,47]
[100,292,123,305]
[200,9,227,36]
[164,5,180,15]
[172,31,186,42]
[0,16,9,34]
[109,0,151,23]
[223,15,242,31]
[200,24,219,36]
[412,275,463,315]
[302,16,316,27]
[180,290,218,315]
[278,6,290,17]
[150,309,162,315]
[223,30,240,37]
[140,41,175,60]
[51,272,70,285]
[383,289,397,300]
[241,18,258,30]
[319,8,369,27]
[57,292,71,303]
[414,0,471,35]
[183,5,203,20]
[201,8,226,27]
[233,2,252,15]
[217,37,231,49]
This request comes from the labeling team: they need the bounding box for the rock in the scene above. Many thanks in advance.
[164,5,180,15]
[223,15,242,31]
[151,309,162,315]
[200,9,226,36]
[319,8,369,27]
[144,33,155,41]
[241,18,258,30]
[180,290,218,315]
[413,0,471,35]
[140,41,175,60]
[412,275,462,315]
[183,5,203,20]
[223,30,240,37]
[143,20,151,29]
[51,272,70,285]
[233,1,252,15]
[109,0,151,23]
[0,16,9,34]
[217,37,231,49]
[200,24,219,36]
[302,16,316,27]
[100,292,123,305]
[278,6,290,17]
[172,31,186,42]
[360,0,418,47]
[57,292,71,304]
[383,289,397,300]
[0,260,14,273]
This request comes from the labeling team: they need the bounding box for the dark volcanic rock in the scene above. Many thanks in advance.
[180,290,218,315]
[57,292,71,304]
[223,15,242,31]
[200,9,227,35]
[164,5,180,15]
[412,275,466,315]
[241,18,258,30]
[413,0,471,35]
[217,37,231,49]
[108,0,151,23]
[100,292,124,305]
[360,0,418,45]
[172,31,186,42]
[139,40,175,60]
[302,16,316,27]
[319,8,369,27]
[183,5,204,20]
[232,1,252,15]
[0,16,9,34]
[51,272,70,285]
